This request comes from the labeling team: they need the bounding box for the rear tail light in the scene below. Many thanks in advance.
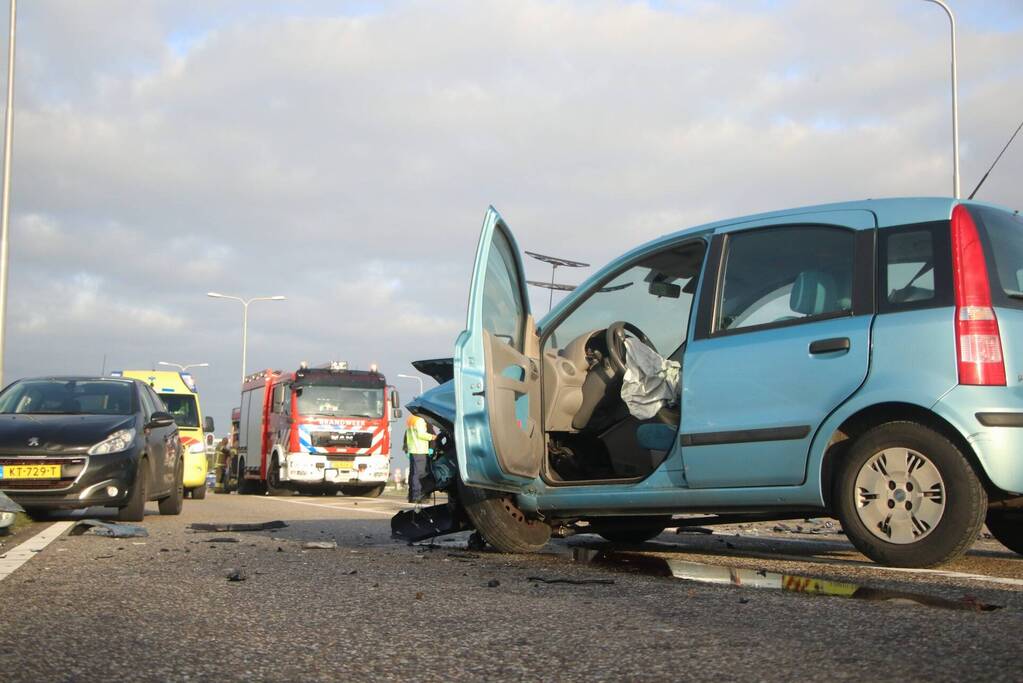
[951,204,1006,386]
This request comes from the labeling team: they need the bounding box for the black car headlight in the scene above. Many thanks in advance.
[87,428,137,455]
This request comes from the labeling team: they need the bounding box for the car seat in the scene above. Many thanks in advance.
[790,270,844,316]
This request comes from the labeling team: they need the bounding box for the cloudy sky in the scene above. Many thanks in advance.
[2,0,1021,438]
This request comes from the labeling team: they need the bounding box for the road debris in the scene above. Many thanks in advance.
[528,576,616,586]
[675,526,714,535]
[303,541,338,550]
[226,569,248,582]
[189,521,288,532]
[208,537,240,543]
[390,503,470,542]
[68,519,149,538]
[486,579,500,588]
[573,548,1003,612]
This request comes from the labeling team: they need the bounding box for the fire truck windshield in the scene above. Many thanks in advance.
[296,385,384,419]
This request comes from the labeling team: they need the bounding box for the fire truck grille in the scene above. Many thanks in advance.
[312,431,373,448]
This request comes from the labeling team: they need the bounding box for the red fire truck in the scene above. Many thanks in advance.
[235,361,400,497]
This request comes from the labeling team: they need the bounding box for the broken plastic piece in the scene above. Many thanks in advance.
[574,549,1002,612]
[528,576,615,586]
[391,503,470,542]
[189,520,288,532]
[68,519,149,538]
[303,541,337,549]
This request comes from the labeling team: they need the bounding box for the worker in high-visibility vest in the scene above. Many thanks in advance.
[404,415,436,502]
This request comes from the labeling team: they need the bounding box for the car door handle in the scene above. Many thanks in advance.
[809,337,851,354]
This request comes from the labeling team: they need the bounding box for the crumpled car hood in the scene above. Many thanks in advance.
[406,379,456,425]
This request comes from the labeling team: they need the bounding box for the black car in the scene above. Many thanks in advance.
[0,376,184,521]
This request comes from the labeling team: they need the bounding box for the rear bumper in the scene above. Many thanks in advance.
[933,386,1023,494]
[1,450,137,509]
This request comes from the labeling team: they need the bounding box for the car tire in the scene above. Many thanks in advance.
[592,516,671,544]
[158,460,184,516]
[985,509,1023,555]
[190,484,207,500]
[265,456,288,496]
[117,459,148,522]
[457,479,551,553]
[236,459,258,495]
[340,484,385,498]
[835,421,987,568]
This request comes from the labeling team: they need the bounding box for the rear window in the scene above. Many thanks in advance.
[971,206,1023,302]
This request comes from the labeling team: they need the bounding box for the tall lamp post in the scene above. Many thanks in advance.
[922,0,960,198]
[207,292,285,384]
[158,361,209,372]
[396,373,424,397]
[0,0,16,386]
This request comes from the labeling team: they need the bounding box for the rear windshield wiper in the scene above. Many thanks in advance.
[1004,290,1023,300]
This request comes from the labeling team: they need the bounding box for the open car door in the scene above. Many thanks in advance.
[453,207,543,493]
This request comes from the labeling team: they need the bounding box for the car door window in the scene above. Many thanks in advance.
[481,228,526,350]
[716,226,855,333]
[137,385,157,419]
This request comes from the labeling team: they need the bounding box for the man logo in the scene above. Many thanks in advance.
[27,437,41,447]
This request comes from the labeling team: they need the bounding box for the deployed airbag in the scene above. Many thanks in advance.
[620,338,680,420]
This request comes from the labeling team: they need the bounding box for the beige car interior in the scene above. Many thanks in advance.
[535,240,706,483]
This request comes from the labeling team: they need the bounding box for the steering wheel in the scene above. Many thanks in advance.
[605,321,657,375]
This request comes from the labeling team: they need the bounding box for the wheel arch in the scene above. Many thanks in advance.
[818,401,991,509]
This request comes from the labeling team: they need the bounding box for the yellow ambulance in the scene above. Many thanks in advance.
[117,369,212,499]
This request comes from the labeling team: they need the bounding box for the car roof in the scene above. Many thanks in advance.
[16,376,138,385]
[539,196,1016,327]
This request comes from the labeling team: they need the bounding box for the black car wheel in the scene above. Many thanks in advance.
[117,458,148,522]
[457,479,551,553]
[341,484,385,498]
[265,456,288,496]
[190,484,207,500]
[158,459,184,516]
[835,421,986,567]
[236,459,259,495]
[986,509,1023,555]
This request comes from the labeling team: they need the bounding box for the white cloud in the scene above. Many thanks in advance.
[1,0,1021,429]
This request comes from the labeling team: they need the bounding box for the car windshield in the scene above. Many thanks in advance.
[296,385,384,418]
[0,379,134,415]
[160,394,199,428]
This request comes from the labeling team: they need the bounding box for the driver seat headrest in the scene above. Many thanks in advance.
[790,270,838,316]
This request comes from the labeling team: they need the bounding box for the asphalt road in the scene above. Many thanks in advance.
[0,489,1020,682]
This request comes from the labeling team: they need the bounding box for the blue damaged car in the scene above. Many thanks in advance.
[397,198,1023,567]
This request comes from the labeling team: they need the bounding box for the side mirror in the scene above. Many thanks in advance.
[204,416,215,433]
[391,407,403,421]
[148,411,176,428]
[390,390,400,409]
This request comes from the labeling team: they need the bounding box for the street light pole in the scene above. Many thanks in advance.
[0,0,16,386]
[158,361,210,372]
[207,292,286,384]
[396,373,424,397]
[923,0,960,198]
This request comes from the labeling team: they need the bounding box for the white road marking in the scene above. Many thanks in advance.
[668,532,1023,589]
[863,565,1023,588]
[0,521,74,582]
[260,497,400,516]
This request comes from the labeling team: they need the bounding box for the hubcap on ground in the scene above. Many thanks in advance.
[854,448,946,544]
